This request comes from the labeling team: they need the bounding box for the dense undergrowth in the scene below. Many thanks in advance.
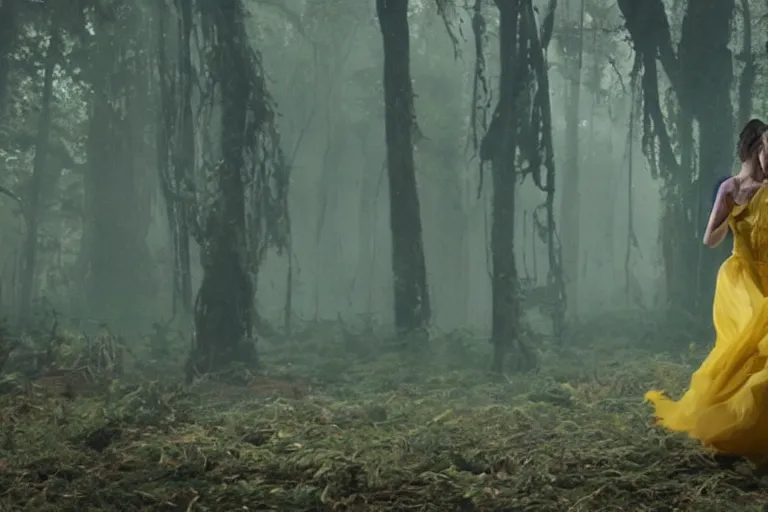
[0,315,765,511]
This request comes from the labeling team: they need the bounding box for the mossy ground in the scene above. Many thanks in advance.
[0,321,766,511]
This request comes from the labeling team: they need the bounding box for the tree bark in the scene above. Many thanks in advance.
[376,0,431,336]
[488,0,522,373]
[188,0,258,376]
[172,0,195,316]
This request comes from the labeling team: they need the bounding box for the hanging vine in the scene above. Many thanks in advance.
[469,0,491,163]
[518,0,565,341]
[183,0,289,375]
[154,0,196,318]
[617,0,688,312]
[618,0,736,315]
[154,0,290,347]
[471,0,564,342]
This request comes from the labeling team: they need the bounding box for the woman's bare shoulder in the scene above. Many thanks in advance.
[720,176,737,192]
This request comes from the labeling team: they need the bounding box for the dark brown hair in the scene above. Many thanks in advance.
[738,118,768,162]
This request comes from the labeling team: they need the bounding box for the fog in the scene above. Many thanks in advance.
[0,0,756,349]
[0,1,764,509]
[243,0,662,333]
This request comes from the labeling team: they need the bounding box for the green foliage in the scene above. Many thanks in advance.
[0,2,92,309]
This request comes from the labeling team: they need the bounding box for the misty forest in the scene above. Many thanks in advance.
[0,0,765,510]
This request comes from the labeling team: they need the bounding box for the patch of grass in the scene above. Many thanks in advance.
[0,328,766,511]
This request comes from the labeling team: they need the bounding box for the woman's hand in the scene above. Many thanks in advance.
[731,177,767,205]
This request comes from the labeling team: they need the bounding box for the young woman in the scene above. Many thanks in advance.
[646,119,768,464]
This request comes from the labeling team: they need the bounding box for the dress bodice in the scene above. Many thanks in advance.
[730,187,768,264]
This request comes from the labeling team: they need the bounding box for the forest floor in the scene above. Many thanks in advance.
[0,316,767,511]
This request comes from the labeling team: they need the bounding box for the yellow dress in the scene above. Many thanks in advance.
[646,186,768,463]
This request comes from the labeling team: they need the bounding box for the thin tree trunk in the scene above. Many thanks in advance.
[559,0,584,320]
[175,0,195,316]
[489,0,521,373]
[19,22,59,324]
[0,0,17,121]
[376,0,431,336]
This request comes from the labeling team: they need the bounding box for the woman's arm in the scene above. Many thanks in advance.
[703,179,734,248]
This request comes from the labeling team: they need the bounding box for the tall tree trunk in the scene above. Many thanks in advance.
[479,0,553,366]
[167,0,195,317]
[559,0,584,320]
[376,0,431,336]
[19,21,59,324]
[188,0,259,376]
[617,0,734,317]
[736,0,754,128]
[681,0,734,313]
[0,0,18,121]
[488,0,522,373]
[175,0,195,317]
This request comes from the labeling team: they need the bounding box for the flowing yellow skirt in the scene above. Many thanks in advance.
[646,254,768,462]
